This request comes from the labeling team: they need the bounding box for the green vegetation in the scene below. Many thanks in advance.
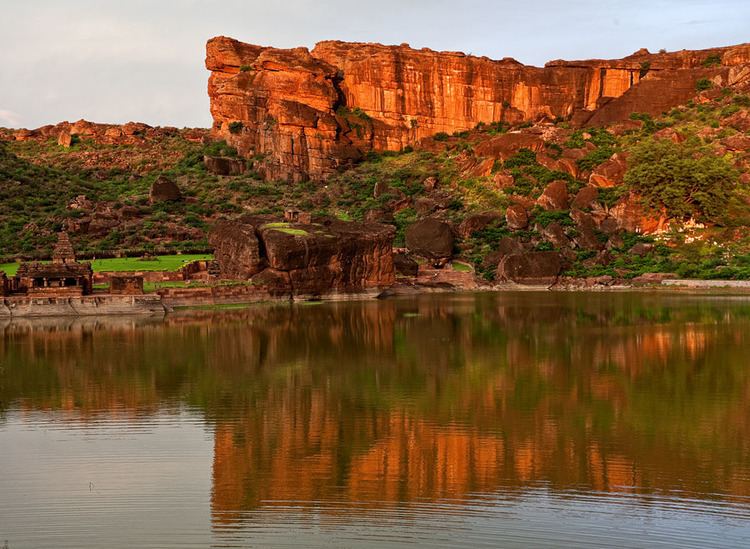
[702,54,722,68]
[624,137,738,222]
[228,121,243,134]
[696,78,713,91]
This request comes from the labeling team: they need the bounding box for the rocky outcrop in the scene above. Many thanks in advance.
[149,175,182,203]
[497,251,563,286]
[204,155,247,176]
[405,218,454,264]
[209,221,263,279]
[206,36,750,180]
[210,217,395,297]
[6,119,208,146]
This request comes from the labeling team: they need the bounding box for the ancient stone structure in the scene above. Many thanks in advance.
[209,217,395,297]
[109,274,144,295]
[206,36,750,180]
[14,233,93,296]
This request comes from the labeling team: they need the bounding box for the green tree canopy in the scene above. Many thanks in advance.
[624,137,739,222]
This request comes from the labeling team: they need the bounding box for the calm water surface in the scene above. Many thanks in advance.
[1,292,749,548]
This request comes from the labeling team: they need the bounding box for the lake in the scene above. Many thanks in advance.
[1,292,749,548]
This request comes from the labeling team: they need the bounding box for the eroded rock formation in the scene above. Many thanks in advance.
[206,36,750,181]
[209,217,395,297]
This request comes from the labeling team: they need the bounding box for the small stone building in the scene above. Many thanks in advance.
[284,208,312,224]
[15,233,93,296]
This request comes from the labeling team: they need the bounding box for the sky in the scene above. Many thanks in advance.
[1,0,749,129]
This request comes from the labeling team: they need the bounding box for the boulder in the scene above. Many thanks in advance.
[497,251,563,285]
[208,221,264,279]
[57,128,73,147]
[203,155,247,176]
[589,153,628,188]
[393,253,419,277]
[541,222,571,249]
[571,186,599,210]
[571,210,604,251]
[255,219,395,296]
[536,180,569,211]
[493,171,514,189]
[458,212,503,238]
[405,219,454,262]
[723,110,750,132]
[149,175,182,203]
[505,204,529,229]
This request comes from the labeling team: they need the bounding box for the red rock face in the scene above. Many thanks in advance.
[206,37,750,181]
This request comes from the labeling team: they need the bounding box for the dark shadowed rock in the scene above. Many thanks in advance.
[497,251,562,285]
[393,253,419,277]
[208,221,263,278]
[405,218,454,262]
[541,222,572,249]
[149,175,182,203]
[204,155,247,176]
[571,210,604,251]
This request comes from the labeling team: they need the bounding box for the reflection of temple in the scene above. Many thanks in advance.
[12,233,93,295]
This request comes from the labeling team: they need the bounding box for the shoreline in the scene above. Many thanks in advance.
[4,278,750,318]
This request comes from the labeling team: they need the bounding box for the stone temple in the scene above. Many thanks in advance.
[14,232,93,296]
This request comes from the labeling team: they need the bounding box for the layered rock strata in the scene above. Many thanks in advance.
[206,36,750,180]
[209,217,395,297]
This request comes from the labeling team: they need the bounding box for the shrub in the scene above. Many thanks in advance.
[701,54,722,68]
[433,132,449,142]
[503,148,537,169]
[695,78,713,92]
[239,65,253,72]
[624,137,739,222]
[228,121,243,134]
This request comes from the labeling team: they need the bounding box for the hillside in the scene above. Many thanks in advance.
[2,42,750,281]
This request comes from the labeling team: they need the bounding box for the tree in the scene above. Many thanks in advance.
[624,137,738,222]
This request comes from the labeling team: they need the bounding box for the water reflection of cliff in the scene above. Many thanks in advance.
[1,293,749,523]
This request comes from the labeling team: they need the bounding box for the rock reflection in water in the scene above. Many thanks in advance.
[1,292,749,532]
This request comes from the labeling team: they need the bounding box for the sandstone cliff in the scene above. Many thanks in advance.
[206,37,750,181]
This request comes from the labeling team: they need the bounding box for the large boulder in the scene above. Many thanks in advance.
[589,153,628,187]
[255,219,395,296]
[536,180,569,211]
[405,219,454,262]
[571,186,599,210]
[208,221,263,278]
[497,251,563,286]
[149,175,182,203]
[505,204,529,229]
